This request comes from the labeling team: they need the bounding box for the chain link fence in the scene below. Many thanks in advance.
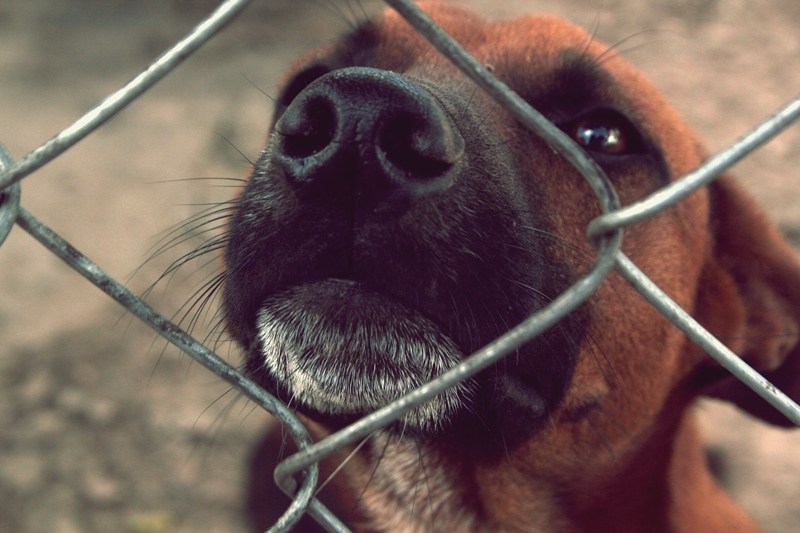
[1,0,799,531]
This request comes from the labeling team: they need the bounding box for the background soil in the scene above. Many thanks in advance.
[0,0,798,531]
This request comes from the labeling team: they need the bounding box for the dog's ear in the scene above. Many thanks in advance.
[696,176,800,426]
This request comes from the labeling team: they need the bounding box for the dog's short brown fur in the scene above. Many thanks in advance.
[224,2,800,531]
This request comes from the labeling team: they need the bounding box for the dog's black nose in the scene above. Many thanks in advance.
[273,67,464,209]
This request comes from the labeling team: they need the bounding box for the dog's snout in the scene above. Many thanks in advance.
[274,67,464,206]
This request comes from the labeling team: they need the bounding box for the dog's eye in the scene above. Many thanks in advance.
[567,109,644,156]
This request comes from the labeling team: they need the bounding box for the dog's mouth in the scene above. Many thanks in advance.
[254,278,474,433]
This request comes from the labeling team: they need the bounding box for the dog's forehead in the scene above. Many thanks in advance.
[358,6,601,80]
[330,8,662,117]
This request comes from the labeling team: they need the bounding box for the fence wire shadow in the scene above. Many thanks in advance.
[1,0,798,531]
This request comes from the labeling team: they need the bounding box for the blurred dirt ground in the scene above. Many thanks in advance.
[0,0,798,531]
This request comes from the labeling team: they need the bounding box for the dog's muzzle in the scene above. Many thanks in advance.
[242,68,473,432]
[226,63,579,445]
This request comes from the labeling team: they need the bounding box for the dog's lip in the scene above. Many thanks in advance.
[254,278,474,432]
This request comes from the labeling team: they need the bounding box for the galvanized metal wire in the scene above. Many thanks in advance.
[0,0,257,192]
[0,146,21,247]
[1,1,798,532]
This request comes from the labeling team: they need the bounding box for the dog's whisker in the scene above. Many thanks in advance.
[150,200,235,248]
[206,314,234,352]
[155,220,232,264]
[241,73,279,108]
[592,28,670,66]
[463,84,480,114]
[315,434,373,497]
[127,205,234,286]
[577,10,603,64]
[517,225,593,255]
[148,237,229,289]
[139,233,230,301]
[145,176,247,186]
[190,386,244,457]
[342,0,370,28]
[409,449,423,526]
[179,271,228,337]
[584,406,621,461]
[583,330,619,388]
[215,132,255,166]
[310,0,357,30]
[473,100,503,131]
[347,432,394,522]
[416,442,439,530]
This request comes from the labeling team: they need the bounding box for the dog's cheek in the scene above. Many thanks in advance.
[554,187,713,453]
[524,176,709,447]
[486,306,589,448]
[454,166,593,452]
[576,261,703,435]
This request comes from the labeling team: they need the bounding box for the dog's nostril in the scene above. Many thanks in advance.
[379,114,460,180]
[276,96,336,159]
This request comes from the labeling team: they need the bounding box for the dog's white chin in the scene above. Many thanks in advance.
[256,279,472,432]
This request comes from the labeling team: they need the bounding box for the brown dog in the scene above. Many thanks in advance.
[223,2,800,531]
